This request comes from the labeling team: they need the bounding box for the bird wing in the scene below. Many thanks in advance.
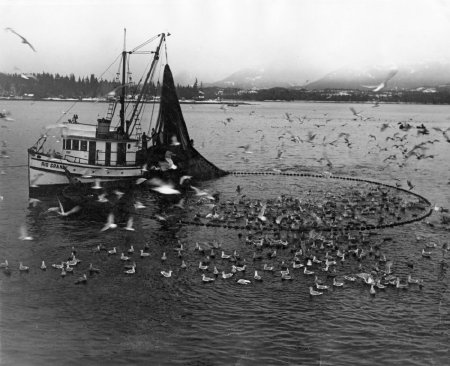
[19,224,27,238]
[136,177,147,185]
[372,82,385,92]
[57,197,64,214]
[152,185,180,195]
[349,107,360,116]
[101,214,114,231]
[6,28,36,51]
[179,175,192,185]
[385,69,398,82]
[65,205,81,216]
[127,217,133,228]
[107,213,114,225]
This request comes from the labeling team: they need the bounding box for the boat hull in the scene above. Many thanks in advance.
[28,151,143,190]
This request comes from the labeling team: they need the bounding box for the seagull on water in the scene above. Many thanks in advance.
[191,186,215,200]
[237,144,253,154]
[222,271,233,279]
[161,270,173,278]
[257,203,267,222]
[202,273,215,282]
[108,247,117,255]
[309,287,323,296]
[237,278,251,285]
[75,274,87,284]
[333,278,344,287]
[89,263,100,274]
[140,249,150,258]
[254,270,262,281]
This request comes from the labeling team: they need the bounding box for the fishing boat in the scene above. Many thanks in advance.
[28,32,225,194]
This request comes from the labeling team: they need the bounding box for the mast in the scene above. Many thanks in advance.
[119,28,127,134]
[127,33,166,136]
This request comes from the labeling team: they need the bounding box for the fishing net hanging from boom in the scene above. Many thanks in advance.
[145,65,227,180]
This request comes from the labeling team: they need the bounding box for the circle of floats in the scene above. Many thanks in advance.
[177,170,433,233]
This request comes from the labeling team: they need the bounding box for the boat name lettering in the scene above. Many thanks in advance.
[41,162,65,169]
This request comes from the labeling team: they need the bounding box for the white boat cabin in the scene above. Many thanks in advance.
[61,119,139,167]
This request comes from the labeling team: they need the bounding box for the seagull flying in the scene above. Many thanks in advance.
[19,224,33,240]
[124,217,135,231]
[148,178,180,194]
[362,68,398,92]
[101,213,117,231]
[5,28,36,52]
[55,198,81,217]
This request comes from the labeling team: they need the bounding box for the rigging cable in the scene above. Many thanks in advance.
[147,58,164,135]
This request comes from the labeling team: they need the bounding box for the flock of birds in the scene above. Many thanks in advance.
[182,182,430,232]
[1,34,449,297]
[2,215,447,298]
[1,166,446,299]
[211,97,450,189]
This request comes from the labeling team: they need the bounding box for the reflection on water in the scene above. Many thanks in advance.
[0,100,449,365]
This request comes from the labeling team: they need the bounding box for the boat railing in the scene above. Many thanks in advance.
[64,154,87,164]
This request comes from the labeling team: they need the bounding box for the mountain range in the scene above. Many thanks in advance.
[185,62,450,90]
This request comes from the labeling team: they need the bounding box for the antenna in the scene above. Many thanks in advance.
[123,28,126,52]
[120,28,127,134]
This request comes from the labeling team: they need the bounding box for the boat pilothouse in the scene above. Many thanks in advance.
[28,117,142,188]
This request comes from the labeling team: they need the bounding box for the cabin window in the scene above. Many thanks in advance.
[65,139,72,150]
[128,143,131,149]
[80,140,87,151]
[72,139,79,150]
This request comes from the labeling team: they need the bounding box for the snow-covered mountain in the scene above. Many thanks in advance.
[177,62,450,90]
[305,62,450,90]
[208,65,318,89]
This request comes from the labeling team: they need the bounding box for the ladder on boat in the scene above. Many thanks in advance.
[134,118,142,146]
[105,101,116,122]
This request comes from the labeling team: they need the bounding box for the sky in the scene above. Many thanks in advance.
[2,0,450,84]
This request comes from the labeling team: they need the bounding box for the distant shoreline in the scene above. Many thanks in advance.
[1,97,449,106]
[0,97,253,106]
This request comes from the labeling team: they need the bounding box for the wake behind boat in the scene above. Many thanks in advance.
[28,32,226,195]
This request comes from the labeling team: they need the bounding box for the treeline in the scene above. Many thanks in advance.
[2,72,450,104]
[0,73,159,99]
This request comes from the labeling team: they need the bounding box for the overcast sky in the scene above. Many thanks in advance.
[2,0,450,83]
